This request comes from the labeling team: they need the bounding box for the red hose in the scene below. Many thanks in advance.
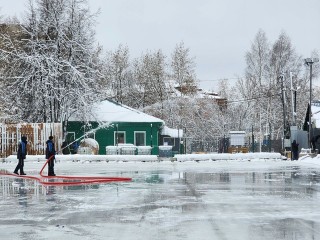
[0,155,132,186]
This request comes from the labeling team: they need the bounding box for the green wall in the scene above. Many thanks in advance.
[65,121,162,155]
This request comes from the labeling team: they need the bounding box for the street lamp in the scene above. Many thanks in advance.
[304,57,319,150]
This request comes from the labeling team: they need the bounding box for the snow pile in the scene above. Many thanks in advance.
[78,138,99,154]
[174,152,282,162]
[4,154,158,162]
[3,152,283,163]
[299,154,320,166]
[80,138,99,148]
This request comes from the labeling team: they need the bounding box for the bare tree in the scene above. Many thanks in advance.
[102,44,131,104]
[131,49,168,108]
[171,41,198,95]
[242,30,307,143]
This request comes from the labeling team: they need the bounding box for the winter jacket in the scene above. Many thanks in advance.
[292,140,299,153]
[17,137,27,160]
[46,139,56,159]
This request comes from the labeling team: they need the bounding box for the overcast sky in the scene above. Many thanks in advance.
[1,0,320,90]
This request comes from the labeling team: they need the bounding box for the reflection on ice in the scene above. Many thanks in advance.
[1,160,320,239]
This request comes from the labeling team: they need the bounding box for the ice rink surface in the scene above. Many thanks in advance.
[1,158,320,240]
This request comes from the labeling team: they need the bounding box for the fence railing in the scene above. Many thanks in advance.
[188,139,282,154]
[0,123,62,158]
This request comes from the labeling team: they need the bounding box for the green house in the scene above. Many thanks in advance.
[65,99,164,155]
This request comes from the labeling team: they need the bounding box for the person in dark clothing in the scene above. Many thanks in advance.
[72,141,79,154]
[46,136,56,176]
[14,136,27,175]
[291,140,299,161]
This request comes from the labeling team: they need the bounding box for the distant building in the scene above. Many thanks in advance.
[228,131,248,153]
[164,79,227,107]
[302,100,320,152]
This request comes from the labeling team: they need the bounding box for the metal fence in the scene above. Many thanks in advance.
[189,139,220,153]
[187,138,283,154]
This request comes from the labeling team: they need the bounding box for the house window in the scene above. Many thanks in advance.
[114,131,125,145]
[163,137,175,146]
[134,131,146,146]
[66,132,76,142]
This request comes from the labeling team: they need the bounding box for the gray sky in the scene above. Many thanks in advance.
[1,0,320,90]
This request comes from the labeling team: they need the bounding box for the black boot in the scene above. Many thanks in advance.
[48,165,55,176]
[20,167,26,175]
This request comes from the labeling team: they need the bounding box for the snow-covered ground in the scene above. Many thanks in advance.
[1,153,320,240]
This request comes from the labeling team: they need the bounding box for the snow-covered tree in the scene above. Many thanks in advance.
[242,30,273,138]
[242,30,308,141]
[245,30,270,87]
[0,0,101,123]
[171,41,198,95]
[102,44,131,104]
[132,49,168,108]
[269,32,305,137]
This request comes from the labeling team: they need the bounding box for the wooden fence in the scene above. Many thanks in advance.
[0,123,62,158]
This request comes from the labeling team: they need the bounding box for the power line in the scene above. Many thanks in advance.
[199,76,320,84]
[198,77,242,82]
[227,89,309,104]
[227,94,277,104]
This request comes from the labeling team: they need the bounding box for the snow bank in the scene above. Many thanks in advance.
[4,154,158,163]
[174,152,282,162]
[298,154,320,166]
[4,152,283,163]
[80,138,99,148]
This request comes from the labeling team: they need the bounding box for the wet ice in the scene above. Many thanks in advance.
[1,158,320,240]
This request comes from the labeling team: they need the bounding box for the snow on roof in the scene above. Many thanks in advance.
[196,90,224,99]
[70,99,164,123]
[229,131,246,134]
[161,125,183,137]
[164,79,223,100]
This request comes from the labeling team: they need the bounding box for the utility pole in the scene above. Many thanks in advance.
[259,109,262,152]
[290,72,296,126]
[269,122,272,152]
[279,74,287,152]
[252,125,254,153]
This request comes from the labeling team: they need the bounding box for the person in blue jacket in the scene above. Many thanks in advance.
[14,136,27,175]
[46,136,56,176]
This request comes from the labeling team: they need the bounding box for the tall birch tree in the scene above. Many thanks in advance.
[171,41,197,95]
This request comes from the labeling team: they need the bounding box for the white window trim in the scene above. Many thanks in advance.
[134,131,146,146]
[114,131,126,145]
[67,132,76,141]
[163,137,175,147]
